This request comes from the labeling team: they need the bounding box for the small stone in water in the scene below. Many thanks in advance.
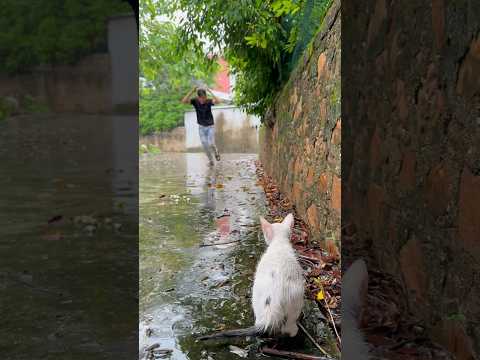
[229,345,248,358]
[19,273,33,284]
[84,225,96,233]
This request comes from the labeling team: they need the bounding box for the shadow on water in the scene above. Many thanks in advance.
[140,152,284,359]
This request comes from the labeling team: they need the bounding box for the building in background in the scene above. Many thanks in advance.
[108,13,138,113]
[207,57,235,103]
[184,105,260,153]
[212,58,230,93]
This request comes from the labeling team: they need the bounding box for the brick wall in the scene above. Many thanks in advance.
[343,1,480,358]
[260,0,341,249]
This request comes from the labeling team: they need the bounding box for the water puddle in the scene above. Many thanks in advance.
[140,153,272,359]
[0,115,138,358]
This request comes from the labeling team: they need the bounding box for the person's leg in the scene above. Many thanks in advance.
[208,126,220,161]
[199,126,214,165]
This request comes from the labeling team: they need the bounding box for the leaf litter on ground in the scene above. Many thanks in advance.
[255,161,340,356]
[256,161,455,359]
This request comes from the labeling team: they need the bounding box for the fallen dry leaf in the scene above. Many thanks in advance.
[47,215,63,224]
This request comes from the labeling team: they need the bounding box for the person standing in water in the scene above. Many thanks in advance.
[182,86,221,166]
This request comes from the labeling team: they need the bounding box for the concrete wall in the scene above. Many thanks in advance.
[184,105,261,153]
[0,54,113,113]
[108,14,138,112]
[140,127,186,152]
[343,0,480,357]
[260,0,341,249]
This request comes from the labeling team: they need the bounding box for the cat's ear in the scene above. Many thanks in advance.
[282,213,294,230]
[260,216,273,244]
[342,259,368,326]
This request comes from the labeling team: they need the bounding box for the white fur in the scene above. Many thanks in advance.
[342,259,370,360]
[252,214,305,337]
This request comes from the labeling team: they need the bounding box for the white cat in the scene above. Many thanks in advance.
[198,213,305,340]
[341,259,370,359]
[252,213,305,336]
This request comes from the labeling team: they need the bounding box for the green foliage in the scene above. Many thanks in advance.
[0,0,131,74]
[445,312,466,322]
[286,0,333,74]
[22,95,49,114]
[272,0,301,16]
[330,80,340,106]
[0,95,50,120]
[173,0,333,116]
[139,143,161,154]
[140,87,191,135]
[139,0,218,135]
[0,99,14,121]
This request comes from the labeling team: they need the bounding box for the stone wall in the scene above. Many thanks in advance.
[0,54,113,113]
[260,0,341,248]
[343,0,480,358]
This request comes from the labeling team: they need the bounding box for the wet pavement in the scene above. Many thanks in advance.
[139,152,273,360]
[0,113,321,360]
[0,115,138,359]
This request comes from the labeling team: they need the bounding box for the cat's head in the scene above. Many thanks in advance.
[259,213,294,244]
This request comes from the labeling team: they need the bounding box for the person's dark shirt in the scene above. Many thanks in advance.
[190,98,214,126]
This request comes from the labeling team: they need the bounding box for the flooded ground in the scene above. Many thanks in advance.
[140,152,270,359]
[140,152,327,360]
[0,115,138,359]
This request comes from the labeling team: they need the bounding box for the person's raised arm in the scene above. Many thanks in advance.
[181,86,197,104]
[206,87,221,105]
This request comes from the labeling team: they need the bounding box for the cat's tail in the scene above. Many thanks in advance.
[196,326,261,340]
[342,259,370,360]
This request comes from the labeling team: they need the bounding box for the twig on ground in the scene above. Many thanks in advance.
[298,322,330,357]
[318,282,341,346]
[260,347,331,360]
[298,255,323,263]
[9,273,64,296]
[145,343,160,351]
[199,239,242,247]
[298,257,316,268]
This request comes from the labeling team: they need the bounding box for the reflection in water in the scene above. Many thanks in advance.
[0,115,138,359]
[139,153,269,360]
[111,113,138,216]
[215,215,231,240]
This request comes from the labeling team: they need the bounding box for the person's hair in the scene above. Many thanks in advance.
[197,89,207,97]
